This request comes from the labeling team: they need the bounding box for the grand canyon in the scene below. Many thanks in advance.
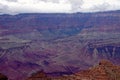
[0,10,120,80]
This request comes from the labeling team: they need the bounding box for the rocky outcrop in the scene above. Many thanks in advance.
[87,43,120,59]
[26,60,120,80]
[26,70,50,80]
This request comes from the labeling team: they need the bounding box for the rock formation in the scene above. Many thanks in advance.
[0,10,120,80]
[26,60,120,80]
[26,70,50,80]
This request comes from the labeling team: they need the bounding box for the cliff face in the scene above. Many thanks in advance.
[26,60,120,80]
[0,11,120,34]
[0,11,120,80]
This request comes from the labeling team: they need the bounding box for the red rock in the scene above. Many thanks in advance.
[26,60,120,80]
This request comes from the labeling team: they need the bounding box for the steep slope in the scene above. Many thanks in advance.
[0,10,120,80]
[0,10,120,36]
[26,60,120,80]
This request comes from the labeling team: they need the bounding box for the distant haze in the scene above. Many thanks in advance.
[0,0,120,14]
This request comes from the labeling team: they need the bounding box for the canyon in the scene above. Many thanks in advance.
[0,10,120,80]
[27,60,120,80]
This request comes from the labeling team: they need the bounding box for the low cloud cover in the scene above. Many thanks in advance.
[0,0,120,14]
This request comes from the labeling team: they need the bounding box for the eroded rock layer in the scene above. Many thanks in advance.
[26,60,120,80]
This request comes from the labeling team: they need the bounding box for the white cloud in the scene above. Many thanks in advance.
[0,0,71,14]
[0,0,120,14]
[79,0,120,12]
[68,0,83,12]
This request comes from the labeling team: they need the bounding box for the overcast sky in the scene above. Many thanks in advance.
[0,0,120,14]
